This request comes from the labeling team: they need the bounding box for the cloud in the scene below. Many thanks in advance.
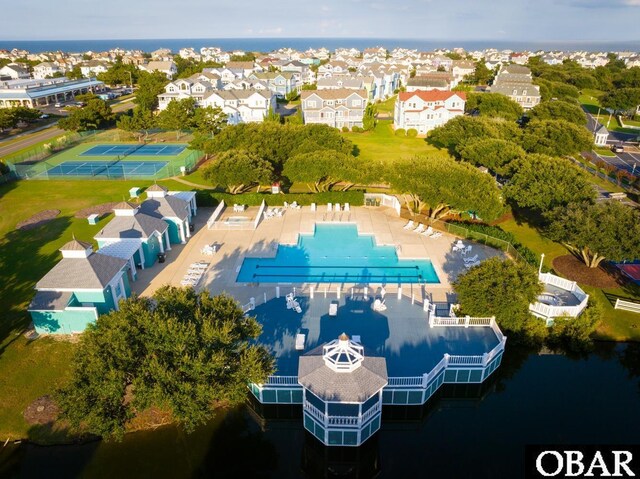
[257,27,284,35]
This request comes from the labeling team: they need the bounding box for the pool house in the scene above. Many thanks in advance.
[28,239,132,334]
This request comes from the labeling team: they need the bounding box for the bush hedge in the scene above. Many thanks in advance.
[196,190,365,208]
[341,126,350,133]
[394,128,406,137]
[406,128,418,138]
[447,220,539,266]
[351,125,361,132]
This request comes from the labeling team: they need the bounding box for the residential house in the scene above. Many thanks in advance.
[225,61,258,78]
[139,61,177,79]
[317,76,376,101]
[80,60,109,78]
[394,90,466,135]
[451,60,476,85]
[317,61,351,77]
[33,62,63,79]
[406,76,450,92]
[157,75,219,110]
[0,63,30,80]
[248,71,300,98]
[202,89,276,124]
[489,65,541,110]
[280,60,315,84]
[301,88,368,129]
[28,239,131,335]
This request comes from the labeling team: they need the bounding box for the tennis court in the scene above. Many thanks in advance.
[46,160,169,178]
[81,144,186,157]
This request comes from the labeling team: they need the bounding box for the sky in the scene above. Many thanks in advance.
[1,0,640,41]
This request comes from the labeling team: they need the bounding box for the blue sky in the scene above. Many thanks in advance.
[2,0,640,41]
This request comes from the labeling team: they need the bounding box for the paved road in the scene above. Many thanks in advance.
[0,99,135,160]
[584,108,639,143]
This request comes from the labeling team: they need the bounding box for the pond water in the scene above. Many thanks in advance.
[2,343,639,478]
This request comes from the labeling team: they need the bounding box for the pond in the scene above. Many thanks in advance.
[2,343,639,478]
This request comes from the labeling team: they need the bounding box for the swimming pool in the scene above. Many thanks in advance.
[237,224,440,284]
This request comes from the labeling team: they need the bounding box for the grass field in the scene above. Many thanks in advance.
[498,213,640,342]
[593,147,616,157]
[0,177,193,442]
[343,120,449,163]
[375,96,397,115]
[579,88,604,115]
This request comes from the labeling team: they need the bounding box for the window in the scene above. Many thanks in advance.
[307,100,316,108]
[353,99,361,107]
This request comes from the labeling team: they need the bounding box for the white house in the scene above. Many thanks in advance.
[0,63,30,80]
[394,90,466,135]
[201,89,275,124]
[33,62,64,79]
[301,88,368,129]
[139,61,177,80]
[80,60,109,78]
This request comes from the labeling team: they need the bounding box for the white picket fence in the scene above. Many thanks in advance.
[614,298,640,314]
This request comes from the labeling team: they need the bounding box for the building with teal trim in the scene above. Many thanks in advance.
[94,201,172,269]
[28,239,131,335]
[142,184,197,244]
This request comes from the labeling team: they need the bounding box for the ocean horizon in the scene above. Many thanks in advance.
[0,37,639,54]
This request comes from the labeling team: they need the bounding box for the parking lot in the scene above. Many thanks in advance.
[590,145,640,175]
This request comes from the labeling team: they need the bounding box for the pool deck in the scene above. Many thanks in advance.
[253,295,500,378]
[131,205,505,306]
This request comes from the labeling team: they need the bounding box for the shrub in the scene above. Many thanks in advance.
[195,190,365,208]
[447,220,539,266]
[351,125,361,132]
[394,128,406,137]
[341,126,350,133]
[406,128,418,138]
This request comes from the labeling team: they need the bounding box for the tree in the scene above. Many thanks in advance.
[521,119,593,156]
[528,100,587,126]
[203,149,273,193]
[546,201,640,268]
[453,257,544,335]
[192,105,227,137]
[472,61,493,85]
[56,288,273,439]
[116,107,157,140]
[97,62,139,86]
[10,106,40,123]
[458,138,525,175]
[362,103,377,131]
[135,71,169,110]
[428,115,521,154]
[283,150,367,192]
[386,156,504,221]
[465,92,524,121]
[504,154,595,212]
[58,97,115,131]
[547,302,601,352]
[0,109,16,130]
[67,65,84,80]
[156,98,197,138]
[263,107,282,124]
[600,88,640,116]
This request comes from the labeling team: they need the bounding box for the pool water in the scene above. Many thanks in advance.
[237,224,440,284]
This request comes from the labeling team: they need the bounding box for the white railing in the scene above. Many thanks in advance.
[446,355,484,366]
[304,402,326,423]
[529,295,589,319]
[242,297,255,313]
[254,200,266,230]
[387,376,423,387]
[328,416,360,427]
[539,272,576,292]
[429,315,494,328]
[304,402,382,427]
[423,356,448,386]
[206,200,225,230]
[361,403,381,423]
[614,298,640,314]
[263,375,299,386]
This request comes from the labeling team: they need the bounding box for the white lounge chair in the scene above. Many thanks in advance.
[344,203,350,212]
[295,333,305,351]
[334,203,341,212]
[465,260,481,269]
[403,220,415,230]
[311,203,316,212]
[292,300,302,313]
[429,231,442,239]
[421,226,434,237]
[329,302,338,316]
[372,299,387,312]
[414,224,425,234]
[463,254,479,264]
[327,203,332,212]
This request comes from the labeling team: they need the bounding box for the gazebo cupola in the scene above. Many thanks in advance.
[59,238,93,259]
[146,183,168,198]
[323,333,365,373]
[113,201,139,217]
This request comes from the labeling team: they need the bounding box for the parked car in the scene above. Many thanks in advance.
[612,145,624,153]
[54,102,62,108]
[39,114,50,119]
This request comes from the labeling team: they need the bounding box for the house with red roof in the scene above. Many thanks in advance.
[393,90,466,135]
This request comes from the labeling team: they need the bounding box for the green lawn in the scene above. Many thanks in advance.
[498,213,640,341]
[375,96,397,115]
[579,88,604,115]
[593,147,616,157]
[0,177,194,442]
[343,120,449,163]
